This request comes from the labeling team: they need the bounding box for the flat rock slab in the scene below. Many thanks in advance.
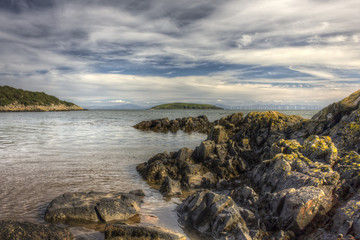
[104,224,186,240]
[0,220,73,240]
[45,191,142,224]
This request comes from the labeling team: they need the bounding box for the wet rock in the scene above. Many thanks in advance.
[332,191,360,239]
[177,190,251,240]
[160,176,182,196]
[45,191,141,224]
[104,224,186,240]
[0,220,73,240]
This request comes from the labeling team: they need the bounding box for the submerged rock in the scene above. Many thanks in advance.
[0,220,73,240]
[104,224,186,240]
[45,191,142,224]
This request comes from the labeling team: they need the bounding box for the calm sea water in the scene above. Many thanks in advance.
[0,109,317,239]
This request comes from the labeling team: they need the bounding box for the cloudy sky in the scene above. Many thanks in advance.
[0,0,359,108]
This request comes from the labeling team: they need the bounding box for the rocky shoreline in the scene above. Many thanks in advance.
[1,90,358,239]
[136,89,360,239]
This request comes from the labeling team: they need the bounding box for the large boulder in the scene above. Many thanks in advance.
[177,190,251,240]
[270,186,326,232]
[45,191,142,224]
[104,224,186,240]
[252,137,340,195]
[0,220,73,240]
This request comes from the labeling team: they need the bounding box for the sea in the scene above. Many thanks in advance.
[0,109,318,239]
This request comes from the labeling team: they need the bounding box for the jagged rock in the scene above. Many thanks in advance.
[253,137,340,194]
[234,111,304,163]
[207,125,229,144]
[230,185,259,210]
[0,220,73,240]
[332,191,360,239]
[160,176,182,196]
[193,140,216,161]
[45,191,141,224]
[176,147,193,162]
[335,151,360,198]
[104,224,186,240]
[213,112,244,136]
[270,186,326,232]
[177,190,251,240]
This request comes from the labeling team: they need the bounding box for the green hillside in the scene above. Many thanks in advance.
[0,85,76,107]
[151,103,223,109]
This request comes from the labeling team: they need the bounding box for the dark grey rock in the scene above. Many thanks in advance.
[178,190,251,240]
[45,191,141,224]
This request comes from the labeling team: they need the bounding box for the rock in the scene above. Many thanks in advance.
[301,135,338,166]
[134,115,213,133]
[160,176,182,196]
[176,147,193,162]
[104,224,186,240]
[252,138,340,194]
[230,185,259,210]
[270,186,326,232]
[334,151,360,198]
[45,191,141,224]
[0,220,73,240]
[193,140,216,161]
[332,191,360,239]
[207,125,229,144]
[177,190,251,240]
[129,189,146,197]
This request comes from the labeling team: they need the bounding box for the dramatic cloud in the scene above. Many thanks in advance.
[0,0,359,108]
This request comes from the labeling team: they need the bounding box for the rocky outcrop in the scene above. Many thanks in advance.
[134,115,212,133]
[136,89,360,239]
[0,220,73,240]
[104,224,186,240]
[45,191,142,224]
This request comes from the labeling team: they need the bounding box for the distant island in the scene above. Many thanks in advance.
[0,86,83,112]
[151,103,223,109]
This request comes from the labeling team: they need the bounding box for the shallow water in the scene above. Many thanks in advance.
[0,109,317,238]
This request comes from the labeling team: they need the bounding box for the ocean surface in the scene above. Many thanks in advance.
[0,109,318,239]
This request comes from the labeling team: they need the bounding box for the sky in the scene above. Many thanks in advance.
[0,0,359,108]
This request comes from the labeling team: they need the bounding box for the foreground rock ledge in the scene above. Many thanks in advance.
[45,191,143,224]
[105,224,186,240]
[0,220,73,240]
